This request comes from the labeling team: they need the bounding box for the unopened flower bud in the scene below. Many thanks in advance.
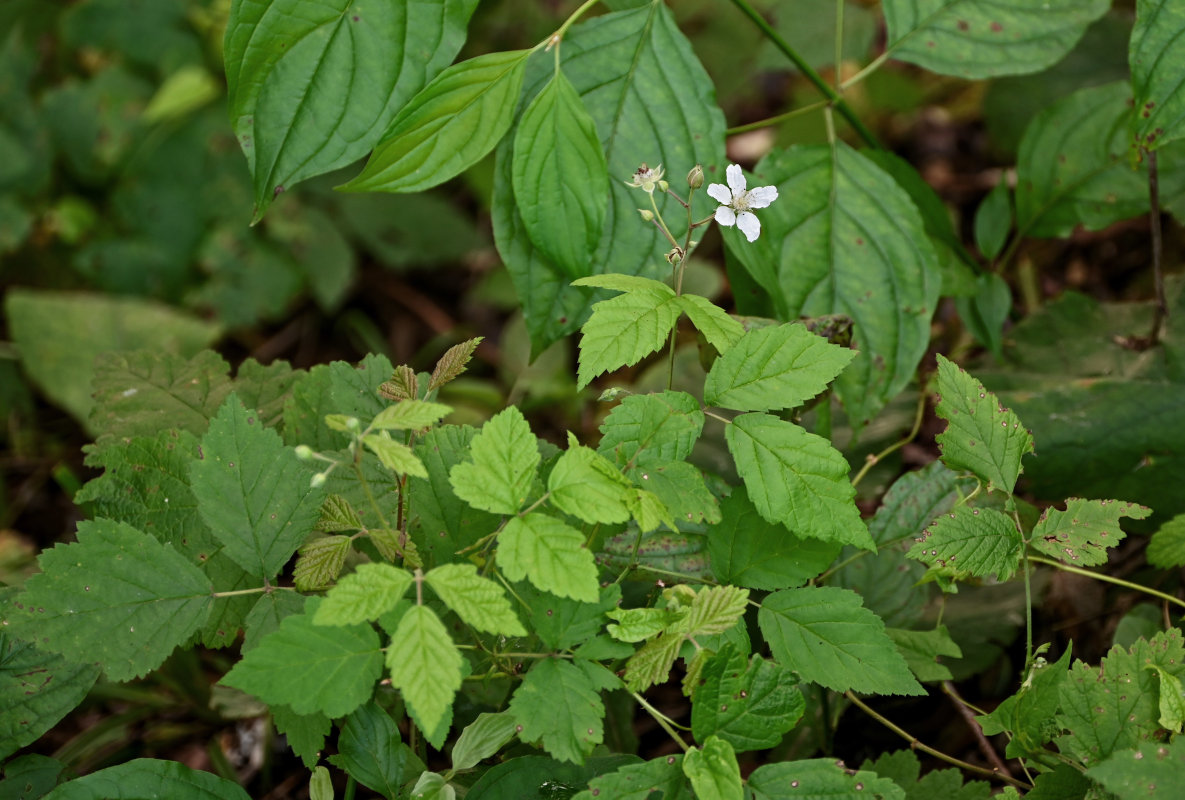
[687,164,704,189]
[310,472,328,488]
[345,416,361,431]
[658,180,669,193]
[638,208,654,222]
[294,444,314,461]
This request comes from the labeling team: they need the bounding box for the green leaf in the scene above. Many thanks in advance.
[317,494,365,533]
[704,323,855,412]
[574,280,680,389]
[955,272,1012,359]
[494,2,725,355]
[708,488,841,590]
[597,391,704,468]
[1029,498,1151,566]
[627,461,720,526]
[1147,664,1185,732]
[232,358,301,429]
[497,513,600,602]
[0,754,67,799]
[408,772,453,800]
[722,146,940,430]
[271,705,331,770]
[328,700,408,800]
[344,49,531,193]
[749,758,906,800]
[520,582,621,652]
[223,598,383,718]
[682,736,742,800]
[623,627,684,692]
[191,395,326,579]
[548,436,632,524]
[310,766,333,800]
[314,563,414,626]
[861,750,990,800]
[886,626,962,683]
[410,425,502,562]
[470,755,641,799]
[684,586,750,638]
[882,0,1108,79]
[512,69,608,278]
[607,607,683,643]
[448,406,540,515]
[758,587,924,696]
[675,295,745,354]
[425,563,526,636]
[386,605,463,737]
[510,658,618,764]
[726,413,872,550]
[362,432,428,478]
[691,644,804,752]
[974,181,1012,261]
[225,0,478,218]
[977,647,1072,758]
[371,401,453,432]
[1130,0,1185,152]
[429,337,483,392]
[243,590,307,652]
[40,758,250,800]
[293,535,352,591]
[0,627,100,761]
[573,755,691,800]
[1148,514,1185,568]
[933,354,1034,494]
[452,712,519,771]
[1086,737,1185,798]
[7,519,212,682]
[907,506,1023,581]
[625,487,676,533]
[282,354,393,449]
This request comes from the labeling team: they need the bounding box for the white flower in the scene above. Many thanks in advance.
[707,164,778,242]
[626,163,665,193]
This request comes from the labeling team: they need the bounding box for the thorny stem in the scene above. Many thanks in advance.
[1028,555,1185,610]
[726,0,879,148]
[633,691,691,750]
[941,681,1013,778]
[1148,149,1167,344]
[844,692,1032,790]
[851,389,928,489]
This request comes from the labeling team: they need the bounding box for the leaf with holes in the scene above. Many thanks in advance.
[907,506,1022,581]
[1030,498,1151,566]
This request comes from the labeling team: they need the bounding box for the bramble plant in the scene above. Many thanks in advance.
[6,0,1185,798]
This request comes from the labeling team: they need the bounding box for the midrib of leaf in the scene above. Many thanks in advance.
[603,1,659,162]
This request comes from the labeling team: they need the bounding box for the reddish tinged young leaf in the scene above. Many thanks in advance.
[428,338,482,392]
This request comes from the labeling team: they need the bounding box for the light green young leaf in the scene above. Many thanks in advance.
[885,626,963,683]
[882,0,1107,79]
[572,755,690,800]
[451,712,519,771]
[758,587,924,696]
[310,766,333,800]
[448,406,540,515]
[749,758,906,800]
[386,605,463,737]
[6,519,212,683]
[343,49,531,193]
[370,400,452,432]
[223,598,383,719]
[907,506,1022,581]
[314,563,414,626]
[607,607,683,643]
[328,700,408,800]
[317,494,365,532]
[498,513,600,602]
[1085,737,1185,797]
[625,487,676,533]
[1029,498,1151,566]
[682,736,742,800]
[428,338,482,392]
[597,391,704,468]
[40,758,251,800]
[934,354,1033,495]
[574,281,680,389]
[684,586,750,638]
[425,563,526,636]
[1130,0,1185,152]
[675,294,745,354]
[408,772,454,800]
[192,395,326,579]
[691,645,804,753]
[362,432,428,478]
[224,0,478,218]
[512,69,607,278]
[509,658,618,764]
[1148,514,1185,568]
[704,323,855,412]
[623,628,684,692]
[726,413,872,550]
[293,535,352,591]
[548,436,632,524]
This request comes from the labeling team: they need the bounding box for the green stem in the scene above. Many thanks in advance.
[833,0,844,79]
[850,388,927,489]
[553,0,601,42]
[726,0,879,148]
[633,691,691,750]
[1015,509,1034,669]
[213,585,296,599]
[839,51,890,91]
[1028,555,1185,610]
[726,100,831,135]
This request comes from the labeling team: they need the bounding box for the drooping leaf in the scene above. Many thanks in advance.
[344,49,531,193]
[548,437,633,524]
[758,587,924,696]
[886,626,963,683]
[907,506,1023,581]
[493,2,725,355]
[691,644,804,752]
[510,658,618,764]
[1130,0,1185,151]
[225,0,479,218]
[40,758,250,800]
[282,354,393,449]
[386,605,463,737]
[448,406,540,515]
[1085,737,1185,799]
[428,338,482,392]
[675,294,746,354]
[726,413,872,549]
[1148,514,1185,568]
[451,712,519,771]
[512,69,608,278]
[572,755,691,800]
[313,563,414,626]
[722,146,940,430]
[371,400,453,432]
[292,535,352,591]
[748,758,906,800]
[1029,498,1151,566]
[328,700,408,800]
[704,323,855,412]
[497,513,600,602]
[933,354,1034,495]
[424,563,526,636]
[682,736,743,800]
[597,391,704,468]
[6,519,212,682]
[882,0,1108,79]
[572,276,680,389]
[191,395,326,579]
[223,598,383,719]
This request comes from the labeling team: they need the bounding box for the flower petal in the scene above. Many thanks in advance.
[747,185,779,209]
[715,206,737,227]
[706,183,732,205]
[736,211,760,242]
[726,163,746,194]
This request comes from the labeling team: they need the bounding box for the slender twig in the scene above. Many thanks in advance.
[1016,510,1034,669]
[726,100,830,134]
[844,692,1031,790]
[1148,149,1167,345]
[1028,555,1185,610]
[633,691,691,750]
[850,389,928,489]
[941,681,1013,778]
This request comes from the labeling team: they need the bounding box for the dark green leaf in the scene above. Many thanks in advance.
[627,461,721,526]
[749,758,906,800]
[974,182,1012,261]
[510,658,618,764]
[468,755,641,800]
[885,626,962,683]
[597,391,703,468]
[520,582,621,652]
[691,644,804,752]
[861,750,990,800]
[955,273,1012,360]
[907,506,1023,581]
[271,705,331,769]
[41,758,250,800]
[328,700,408,800]
[282,354,393,449]
[1130,0,1185,151]
[0,754,67,799]
[1085,736,1185,797]
[573,755,691,800]
[1030,498,1151,566]
[410,425,501,562]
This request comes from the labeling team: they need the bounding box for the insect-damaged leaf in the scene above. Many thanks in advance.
[1029,498,1151,566]
[907,505,1022,581]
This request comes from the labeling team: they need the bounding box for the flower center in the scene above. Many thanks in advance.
[732,190,753,212]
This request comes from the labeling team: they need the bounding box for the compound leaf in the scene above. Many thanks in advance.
[498,513,600,602]
[572,279,680,389]
[691,644,804,753]
[385,605,463,737]
[448,406,539,515]
[313,563,414,626]
[510,658,618,764]
[907,506,1023,581]
[424,563,526,636]
[1029,498,1151,566]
